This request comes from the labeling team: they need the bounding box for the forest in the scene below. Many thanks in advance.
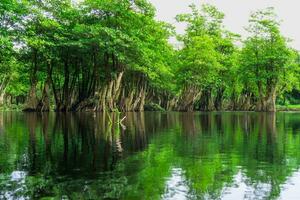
[1,0,300,112]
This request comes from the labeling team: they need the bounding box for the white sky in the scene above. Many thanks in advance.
[149,0,300,50]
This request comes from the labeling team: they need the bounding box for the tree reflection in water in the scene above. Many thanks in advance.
[0,112,300,199]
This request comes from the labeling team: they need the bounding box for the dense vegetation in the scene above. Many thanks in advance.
[1,0,300,112]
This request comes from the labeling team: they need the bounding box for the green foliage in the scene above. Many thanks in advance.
[1,1,300,110]
[175,3,240,109]
[177,35,220,87]
[240,7,297,97]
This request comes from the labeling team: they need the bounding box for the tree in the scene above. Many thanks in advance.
[175,4,238,111]
[240,8,294,111]
[0,0,27,105]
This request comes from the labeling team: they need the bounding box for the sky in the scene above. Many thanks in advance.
[149,0,300,50]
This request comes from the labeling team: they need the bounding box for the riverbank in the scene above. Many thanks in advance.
[0,105,23,111]
[277,105,300,111]
[1,104,300,112]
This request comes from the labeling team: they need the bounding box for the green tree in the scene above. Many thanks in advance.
[175,4,238,111]
[0,0,27,105]
[240,8,295,111]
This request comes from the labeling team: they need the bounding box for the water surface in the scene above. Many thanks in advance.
[1,112,300,199]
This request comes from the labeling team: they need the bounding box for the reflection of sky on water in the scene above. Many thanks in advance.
[162,168,300,200]
[279,171,300,200]
[225,169,300,200]
[162,168,191,200]
[222,170,271,200]
[1,171,27,200]
[11,171,27,181]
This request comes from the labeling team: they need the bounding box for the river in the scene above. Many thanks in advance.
[1,112,300,199]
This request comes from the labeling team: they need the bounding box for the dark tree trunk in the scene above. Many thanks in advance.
[24,49,39,112]
[199,88,214,111]
[214,87,225,111]
[37,60,53,112]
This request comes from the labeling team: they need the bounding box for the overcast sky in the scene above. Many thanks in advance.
[149,0,300,50]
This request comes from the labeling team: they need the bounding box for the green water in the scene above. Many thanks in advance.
[1,112,300,200]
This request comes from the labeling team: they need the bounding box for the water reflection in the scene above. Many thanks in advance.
[0,112,300,199]
[162,168,190,200]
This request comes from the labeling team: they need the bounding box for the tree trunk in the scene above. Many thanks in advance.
[24,49,39,112]
[0,93,4,106]
[138,87,146,111]
[0,76,9,106]
[199,88,214,111]
[214,87,225,111]
[37,78,51,112]
[178,85,201,111]
[255,81,266,111]
[264,84,277,112]
[24,84,38,111]
[256,81,277,112]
